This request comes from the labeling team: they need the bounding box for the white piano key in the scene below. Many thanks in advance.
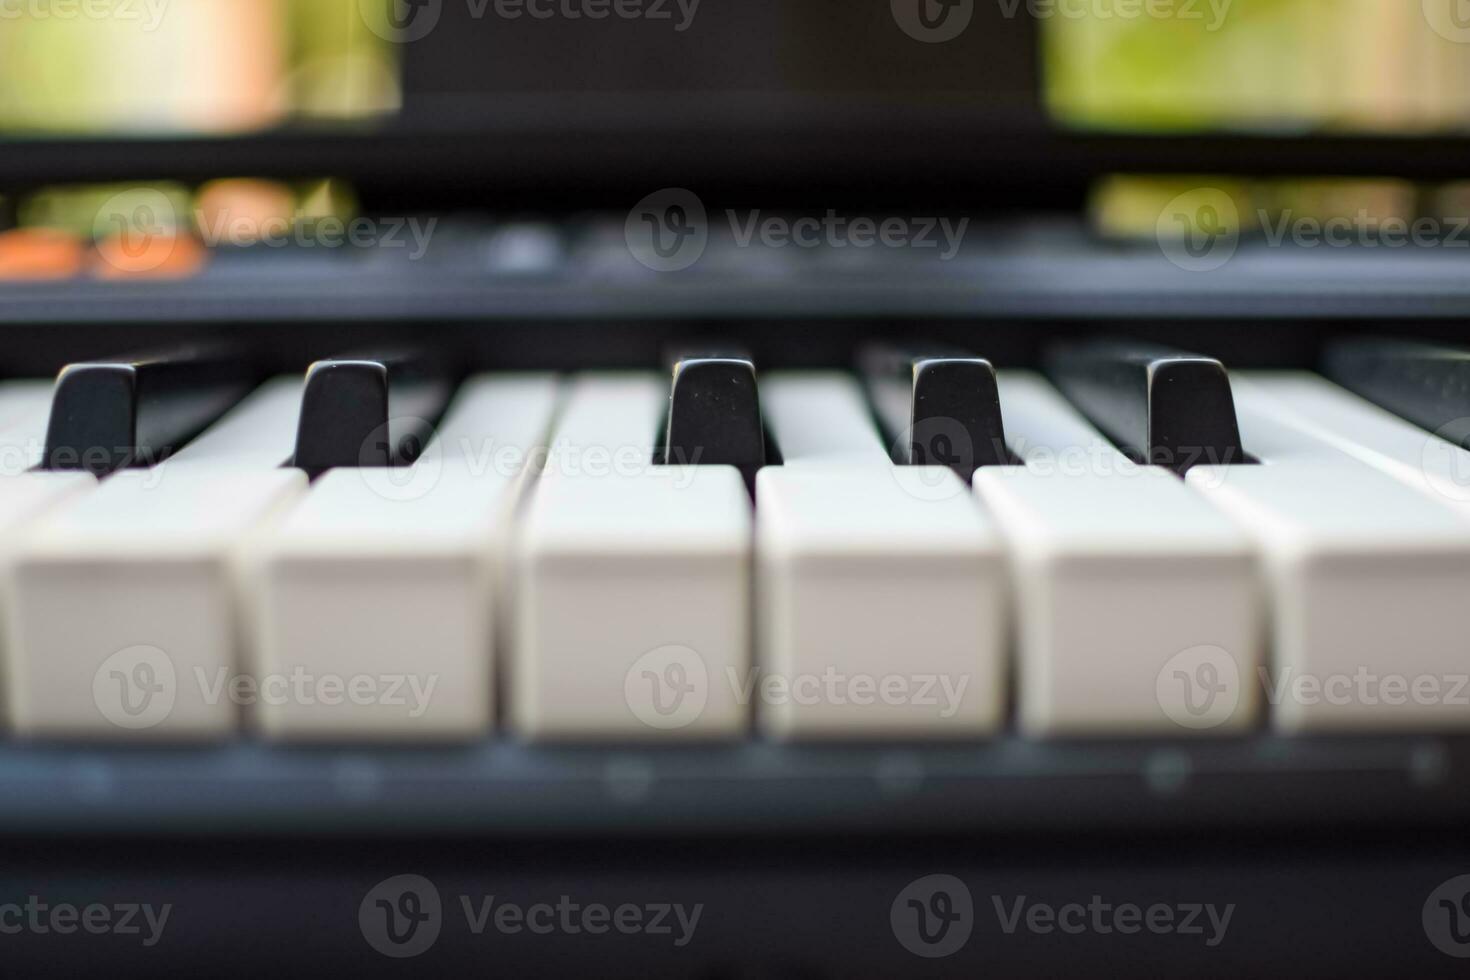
[1235,370,1470,517]
[1188,384,1470,733]
[512,374,751,740]
[249,375,559,740]
[0,380,60,477]
[756,373,1006,738]
[164,376,302,470]
[760,371,892,466]
[976,371,1260,736]
[3,382,308,738]
[0,380,52,441]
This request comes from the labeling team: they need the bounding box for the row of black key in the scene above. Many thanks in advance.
[33,337,1469,484]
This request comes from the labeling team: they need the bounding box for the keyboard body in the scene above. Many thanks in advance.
[2,225,1469,977]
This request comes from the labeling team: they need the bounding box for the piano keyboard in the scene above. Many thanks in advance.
[0,336,1463,746]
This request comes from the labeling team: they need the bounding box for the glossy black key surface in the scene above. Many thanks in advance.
[291,350,454,476]
[860,343,1008,479]
[661,348,767,482]
[1045,340,1247,475]
[42,344,256,476]
[1324,338,1470,448]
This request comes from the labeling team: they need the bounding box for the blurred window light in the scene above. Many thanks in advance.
[0,0,399,135]
[1044,0,1470,134]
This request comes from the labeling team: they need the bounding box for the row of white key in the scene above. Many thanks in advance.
[0,367,1466,740]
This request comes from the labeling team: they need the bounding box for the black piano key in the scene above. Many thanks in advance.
[661,347,767,481]
[860,343,1009,479]
[1323,338,1470,448]
[42,344,257,476]
[291,350,454,477]
[1044,339,1247,475]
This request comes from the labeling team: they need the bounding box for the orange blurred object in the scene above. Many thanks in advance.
[0,228,85,280]
[91,232,208,280]
[195,179,297,246]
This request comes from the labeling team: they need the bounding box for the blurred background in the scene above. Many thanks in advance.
[0,0,399,133]
[3,0,1465,136]
[0,0,1466,278]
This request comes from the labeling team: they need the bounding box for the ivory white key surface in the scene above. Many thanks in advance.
[974,371,1260,736]
[0,380,51,427]
[759,371,892,467]
[250,375,558,740]
[0,474,98,708]
[513,374,751,740]
[0,381,52,469]
[1188,385,1470,733]
[163,376,302,471]
[756,372,1006,738]
[0,381,60,477]
[1236,371,1470,519]
[3,384,308,738]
